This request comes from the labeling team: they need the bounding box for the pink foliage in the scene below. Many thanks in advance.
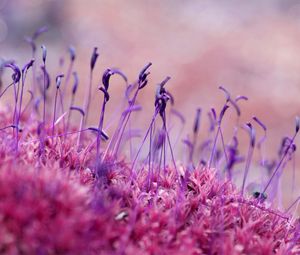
[0,150,299,254]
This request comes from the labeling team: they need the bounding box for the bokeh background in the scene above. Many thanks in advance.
[1,0,300,211]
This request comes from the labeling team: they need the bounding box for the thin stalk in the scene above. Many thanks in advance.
[218,127,229,170]
[16,72,27,152]
[208,126,220,168]
[131,109,159,173]
[62,61,74,97]
[76,114,84,151]
[66,94,75,131]
[0,82,14,99]
[58,89,66,132]
[158,135,164,176]
[147,124,153,190]
[285,196,300,214]
[112,87,140,156]
[162,112,178,179]
[69,106,85,150]
[241,143,254,196]
[84,69,93,125]
[262,132,297,195]
[20,90,34,117]
[13,81,20,139]
[102,85,139,160]
[292,155,296,196]
[24,128,93,144]
[95,98,107,173]
[42,62,47,126]
[52,88,59,142]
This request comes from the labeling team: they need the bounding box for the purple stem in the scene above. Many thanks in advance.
[129,119,133,161]
[208,127,220,168]
[26,128,93,144]
[285,196,300,213]
[58,61,74,125]
[76,114,84,150]
[170,109,185,148]
[18,91,34,119]
[131,109,159,173]
[16,72,27,152]
[163,128,166,174]
[52,88,59,141]
[147,124,154,190]
[42,62,47,126]
[112,87,140,156]
[241,142,254,196]
[292,155,296,196]
[58,89,66,132]
[262,132,298,195]
[0,82,14,99]
[84,70,93,125]
[66,93,75,132]
[219,127,229,168]
[12,81,20,138]
[62,61,74,97]
[0,125,18,132]
[162,112,179,179]
[158,135,164,176]
[95,97,107,173]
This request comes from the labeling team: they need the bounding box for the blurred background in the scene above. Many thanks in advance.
[1,0,300,210]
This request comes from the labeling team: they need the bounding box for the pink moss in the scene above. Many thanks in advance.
[0,149,299,254]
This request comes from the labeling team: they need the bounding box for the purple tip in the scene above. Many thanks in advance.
[253,116,267,131]
[72,72,79,95]
[229,98,241,116]
[102,68,127,91]
[99,86,110,102]
[70,106,85,116]
[68,46,76,62]
[90,47,99,70]
[193,108,201,134]
[102,69,113,91]
[40,66,51,90]
[211,108,217,121]
[207,112,215,132]
[25,26,48,53]
[138,62,152,89]
[245,122,256,147]
[160,76,171,88]
[138,62,152,82]
[5,63,21,83]
[296,116,300,133]
[219,105,229,123]
[219,86,230,102]
[41,45,47,63]
[55,74,64,89]
[235,95,248,102]
[111,69,128,83]
[32,26,48,40]
[22,59,35,74]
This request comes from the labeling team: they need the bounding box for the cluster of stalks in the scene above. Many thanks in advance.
[0,27,299,254]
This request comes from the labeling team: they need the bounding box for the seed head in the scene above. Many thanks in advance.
[90,47,99,70]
